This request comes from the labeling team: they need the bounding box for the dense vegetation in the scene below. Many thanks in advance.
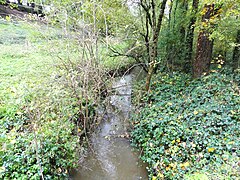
[0,20,80,179]
[0,0,239,179]
[131,70,240,179]
[0,16,131,179]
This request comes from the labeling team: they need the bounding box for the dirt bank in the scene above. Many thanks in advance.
[0,4,27,17]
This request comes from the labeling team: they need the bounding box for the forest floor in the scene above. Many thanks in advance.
[131,69,240,179]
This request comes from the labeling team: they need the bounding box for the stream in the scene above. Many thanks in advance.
[71,70,148,180]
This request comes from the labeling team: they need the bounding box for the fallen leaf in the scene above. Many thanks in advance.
[208,147,215,153]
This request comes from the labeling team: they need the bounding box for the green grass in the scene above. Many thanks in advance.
[0,19,56,106]
[0,17,134,109]
[0,18,80,179]
[0,21,27,44]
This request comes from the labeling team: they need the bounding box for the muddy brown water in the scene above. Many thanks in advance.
[70,71,148,180]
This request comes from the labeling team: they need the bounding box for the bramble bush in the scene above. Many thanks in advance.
[131,70,240,179]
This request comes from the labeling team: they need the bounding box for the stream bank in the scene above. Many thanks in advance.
[70,67,148,180]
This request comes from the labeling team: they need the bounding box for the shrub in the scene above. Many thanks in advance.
[0,94,79,179]
[131,71,240,179]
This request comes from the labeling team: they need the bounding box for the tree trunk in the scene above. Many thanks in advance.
[193,4,214,78]
[185,0,199,72]
[145,0,167,91]
[233,30,240,70]
[179,0,188,71]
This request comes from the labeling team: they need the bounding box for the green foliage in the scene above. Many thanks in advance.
[157,0,240,72]
[131,70,240,179]
[47,0,135,35]
[0,0,5,5]
[0,20,81,179]
[185,173,209,180]
[185,152,240,180]
[162,0,189,69]
[0,104,79,179]
[83,0,134,34]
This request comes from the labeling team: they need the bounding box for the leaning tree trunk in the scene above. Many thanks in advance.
[232,30,240,70]
[193,4,214,78]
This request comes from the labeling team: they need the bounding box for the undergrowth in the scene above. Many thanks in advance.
[131,70,240,179]
[0,19,82,179]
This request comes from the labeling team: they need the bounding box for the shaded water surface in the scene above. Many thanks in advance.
[71,73,148,180]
